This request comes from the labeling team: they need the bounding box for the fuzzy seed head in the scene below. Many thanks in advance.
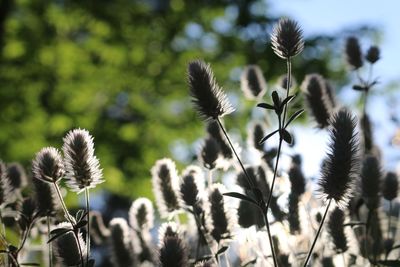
[158,223,188,267]
[151,158,180,218]
[90,211,110,245]
[241,65,267,99]
[345,36,363,69]
[361,155,382,210]
[5,162,28,192]
[129,197,154,231]
[318,108,360,207]
[327,208,348,253]
[32,147,64,183]
[109,218,135,267]
[382,171,398,201]
[288,192,301,234]
[271,18,304,59]
[199,136,221,170]
[52,222,87,267]
[301,74,332,128]
[206,121,233,159]
[288,163,306,196]
[63,129,103,193]
[278,74,296,90]
[366,45,380,64]
[33,178,59,217]
[179,165,205,207]
[188,60,234,120]
[248,122,265,151]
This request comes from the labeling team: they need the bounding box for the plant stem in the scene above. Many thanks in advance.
[47,216,53,267]
[388,201,392,239]
[208,169,213,188]
[52,182,84,267]
[303,198,332,267]
[282,58,292,126]
[216,117,277,267]
[85,187,90,266]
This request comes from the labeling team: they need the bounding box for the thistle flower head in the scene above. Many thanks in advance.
[129,197,154,231]
[382,171,398,201]
[288,163,306,196]
[206,183,235,243]
[206,121,233,159]
[32,147,64,183]
[52,222,87,267]
[301,74,332,128]
[19,197,38,230]
[5,162,28,192]
[33,178,59,217]
[366,45,380,64]
[361,155,382,210]
[241,65,267,99]
[179,165,205,207]
[158,222,188,267]
[90,211,110,245]
[271,18,304,59]
[318,108,360,207]
[327,208,348,253]
[248,121,265,151]
[109,218,135,267]
[62,129,103,193]
[187,60,234,120]
[345,36,363,69]
[151,158,180,218]
[199,136,221,170]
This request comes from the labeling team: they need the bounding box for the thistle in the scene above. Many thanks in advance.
[158,222,188,267]
[129,197,154,231]
[271,18,304,59]
[187,60,234,121]
[382,171,398,201]
[32,147,64,184]
[288,192,301,234]
[301,74,332,128]
[288,163,306,196]
[52,222,87,267]
[32,178,59,217]
[345,36,363,70]
[62,129,103,192]
[241,65,267,100]
[248,121,265,152]
[327,208,348,253]
[90,211,110,245]
[199,136,221,170]
[179,165,205,207]
[109,218,135,267]
[206,121,233,160]
[5,162,28,194]
[361,155,382,210]
[366,45,380,64]
[151,158,180,218]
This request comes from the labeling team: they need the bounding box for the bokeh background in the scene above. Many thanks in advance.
[1,0,399,224]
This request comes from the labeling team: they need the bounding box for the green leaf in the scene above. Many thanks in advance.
[20,263,40,266]
[75,209,87,222]
[216,246,229,255]
[223,192,258,207]
[48,228,73,243]
[259,129,279,144]
[257,103,275,110]
[271,91,280,109]
[285,109,304,128]
[281,129,292,144]
[352,85,366,91]
[280,94,295,110]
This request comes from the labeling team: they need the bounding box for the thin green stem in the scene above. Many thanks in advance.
[52,183,84,267]
[282,58,292,126]
[85,187,90,266]
[303,198,332,267]
[261,209,278,267]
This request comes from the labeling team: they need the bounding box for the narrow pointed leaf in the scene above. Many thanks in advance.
[257,103,275,110]
[281,129,293,144]
[47,228,73,243]
[271,91,280,108]
[216,246,229,255]
[259,129,279,144]
[223,192,258,206]
[285,109,304,128]
[280,94,296,109]
[352,85,366,91]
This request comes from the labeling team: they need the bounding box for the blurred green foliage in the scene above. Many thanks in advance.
[0,0,365,200]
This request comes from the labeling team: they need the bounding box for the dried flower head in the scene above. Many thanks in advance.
[248,121,265,151]
[271,18,304,59]
[158,223,188,267]
[361,114,373,152]
[33,178,59,217]
[187,60,234,120]
[318,108,360,207]
[199,136,221,170]
[179,165,205,207]
[5,162,28,192]
[382,171,398,201]
[327,208,348,253]
[90,211,110,245]
[129,197,154,231]
[366,45,380,64]
[63,129,103,193]
[206,183,235,243]
[361,155,382,210]
[278,74,296,90]
[19,197,38,230]
[288,192,300,234]
[288,163,306,196]
[206,121,233,159]
[52,222,87,267]
[301,74,332,128]
[109,218,135,267]
[158,221,179,241]
[151,158,180,218]
[32,147,64,183]
[241,65,267,99]
[345,36,363,69]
